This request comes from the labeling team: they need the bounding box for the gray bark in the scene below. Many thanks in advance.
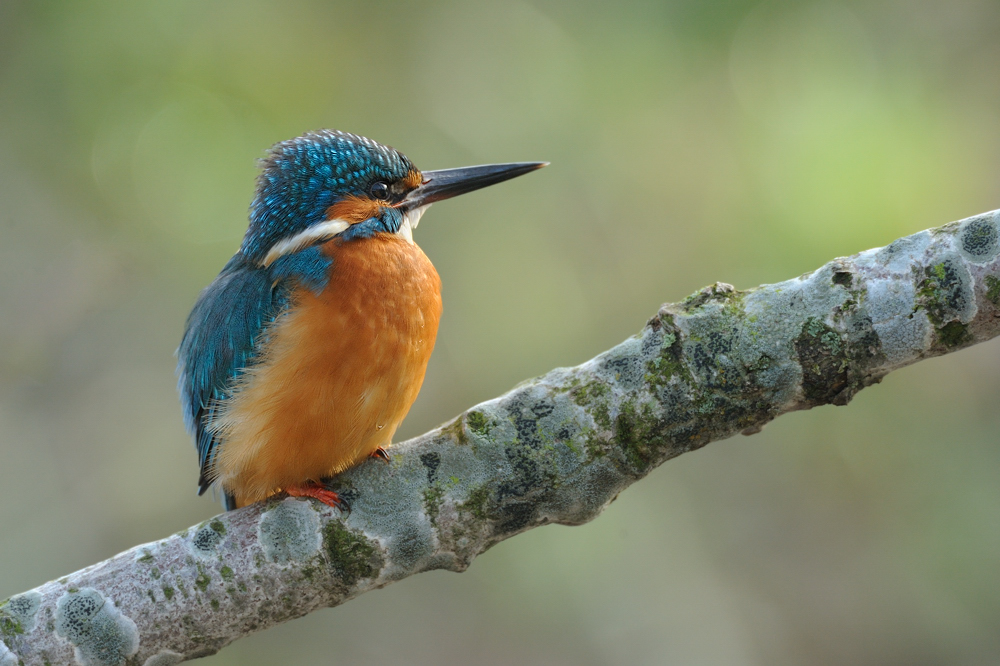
[4,209,1000,665]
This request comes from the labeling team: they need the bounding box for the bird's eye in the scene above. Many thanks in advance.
[369,181,390,201]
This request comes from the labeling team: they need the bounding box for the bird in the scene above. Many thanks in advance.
[177,129,545,511]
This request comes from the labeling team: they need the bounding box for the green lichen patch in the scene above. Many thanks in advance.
[938,321,972,347]
[193,563,211,592]
[917,261,968,325]
[209,519,227,536]
[0,614,21,639]
[135,551,154,564]
[323,523,383,588]
[581,426,610,461]
[162,586,175,601]
[916,260,975,347]
[462,485,493,520]
[440,415,469,446]
[423,483,445,526]
[795,317,849,405]
[466,410,492,436]
[645,330,693,390]
[299,558,324,583]
[572,380,609,407]
[681,282,741,313]
[219,566,234,582]
[0,592,40,636]
[794,307,885,407]
[985,275,1000,305]
[719,288,749,319]
[613,399,670,472]
[571,380,612,430]
[54,588,139,666]
[258,499,322,565]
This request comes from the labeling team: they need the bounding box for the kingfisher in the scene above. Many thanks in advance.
[178,129,545,511]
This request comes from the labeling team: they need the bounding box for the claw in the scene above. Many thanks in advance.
[285,483,350,512]
[370,446,390,463]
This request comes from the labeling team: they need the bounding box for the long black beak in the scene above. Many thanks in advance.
[400,161,547,210]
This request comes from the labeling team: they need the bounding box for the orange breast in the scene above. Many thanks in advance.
[212,234,442,508]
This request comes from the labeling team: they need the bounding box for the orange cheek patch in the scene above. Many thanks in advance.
[403,169,423,190]
[325,195,384,223]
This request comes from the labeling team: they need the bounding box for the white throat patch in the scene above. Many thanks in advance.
[396,204,429,244]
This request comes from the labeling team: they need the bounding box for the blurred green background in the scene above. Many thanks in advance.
[1,1,999,663]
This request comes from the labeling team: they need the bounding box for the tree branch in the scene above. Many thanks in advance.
[4,210,1000,665]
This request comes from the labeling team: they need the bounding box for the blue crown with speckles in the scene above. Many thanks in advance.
[241,130,415,263]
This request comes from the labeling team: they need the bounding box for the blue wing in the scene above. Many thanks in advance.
[177,247,333,504]
[178,255,288,497]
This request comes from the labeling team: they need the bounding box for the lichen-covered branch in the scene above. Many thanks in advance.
[4,210,1000,665]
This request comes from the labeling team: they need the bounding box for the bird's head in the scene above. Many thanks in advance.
[240,130,545,266]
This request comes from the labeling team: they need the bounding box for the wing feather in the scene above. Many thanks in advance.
[177,256,290,495]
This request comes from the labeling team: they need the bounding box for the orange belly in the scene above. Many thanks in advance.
[212,234,442,508]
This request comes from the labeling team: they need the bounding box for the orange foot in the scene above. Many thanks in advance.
[370,446,390,463]
[285,483,349,512]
